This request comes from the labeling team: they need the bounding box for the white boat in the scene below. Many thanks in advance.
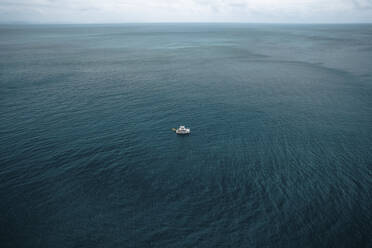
[175,125,190,135]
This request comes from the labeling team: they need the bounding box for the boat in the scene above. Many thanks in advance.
[175,125,190,135]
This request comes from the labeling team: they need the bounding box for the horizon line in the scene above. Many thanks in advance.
[1,21,372,25]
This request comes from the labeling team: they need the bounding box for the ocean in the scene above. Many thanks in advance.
[0,24,371,247]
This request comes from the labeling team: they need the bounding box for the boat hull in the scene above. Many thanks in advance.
[176,132,190,135]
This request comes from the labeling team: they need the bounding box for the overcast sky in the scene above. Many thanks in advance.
[0,0,372,23]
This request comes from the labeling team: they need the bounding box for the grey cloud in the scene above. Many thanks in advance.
[229,3,247,9]
[0,0,372,23]
[351,0,372,9]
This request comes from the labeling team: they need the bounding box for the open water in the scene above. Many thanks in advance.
[0,24,371,247]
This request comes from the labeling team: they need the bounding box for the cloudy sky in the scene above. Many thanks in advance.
[0,0,372,23]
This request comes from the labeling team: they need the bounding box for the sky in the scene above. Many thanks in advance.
[0,0,372,23]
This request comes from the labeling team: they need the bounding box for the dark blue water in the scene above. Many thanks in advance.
[0,24,371,247]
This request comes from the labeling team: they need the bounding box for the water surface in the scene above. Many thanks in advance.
[0,24,371,247]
